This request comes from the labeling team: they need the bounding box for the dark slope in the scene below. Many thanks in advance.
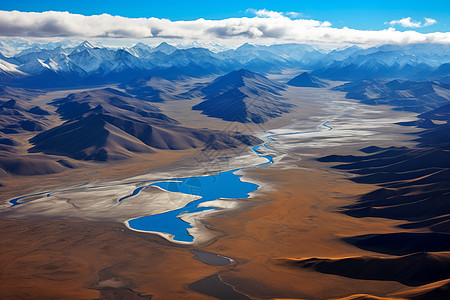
[287,72,328,88]
[29,88,262,161]
[29,114,155,161]
[343,233,450,255]
[432,62,450,78]
[333,80,450,113]
[279,252,450,286]
[192,69,294,123]
[335,280,450,300]
[393,279,450,300]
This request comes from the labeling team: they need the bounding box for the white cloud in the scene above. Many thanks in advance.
[387,17,437,28]
[0,10,448,46]
[247,9,284,19]
[285,12,303,19]
[424,17,437,26]
[247,9,305,20]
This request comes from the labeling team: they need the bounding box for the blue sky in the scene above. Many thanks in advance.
[0,1,448,46]
[1,0,449,33]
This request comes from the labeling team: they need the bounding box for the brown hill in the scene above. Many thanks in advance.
[29,88,262,161]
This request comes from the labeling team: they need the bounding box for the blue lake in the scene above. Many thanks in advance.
[126,122,331,242]
[126,144,271,242]
[127,170,260,242]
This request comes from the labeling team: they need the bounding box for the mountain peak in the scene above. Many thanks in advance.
[153,42,177,54]
[204,69,258,93]
[200,69,284,100]
[79,40,94,49]
[233,68,256,76]
[70,40,95,54]
[132,42,150,49]
[194,69,291,123]
[222,69,258,81]
[237,43,255,50]
[287,72,327,88]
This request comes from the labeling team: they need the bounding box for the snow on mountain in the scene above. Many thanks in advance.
[0,40,32,57]
[50,54,88,76]
[19,59,56,75]
[126,42,153,58]
[0,59,27,80]
[68,46,115,73]
[176,41,230,53]
[69,40,96,55]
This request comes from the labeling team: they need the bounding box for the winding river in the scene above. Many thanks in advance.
[7,122,332,243]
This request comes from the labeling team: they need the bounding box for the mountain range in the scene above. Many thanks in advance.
[1,41,450,87]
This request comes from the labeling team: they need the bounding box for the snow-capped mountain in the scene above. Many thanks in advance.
[68,45,115,73]
[0,40,32,57]
[0,59,27,80]
[125,42,153,58]
[175,41,230,53]
[0,40,449,87]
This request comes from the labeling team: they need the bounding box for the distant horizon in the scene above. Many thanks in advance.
[1,37,449,57]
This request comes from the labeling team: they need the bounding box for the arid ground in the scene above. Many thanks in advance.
[1,82,446,300]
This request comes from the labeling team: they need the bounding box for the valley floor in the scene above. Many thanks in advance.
[1,84,443,299]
